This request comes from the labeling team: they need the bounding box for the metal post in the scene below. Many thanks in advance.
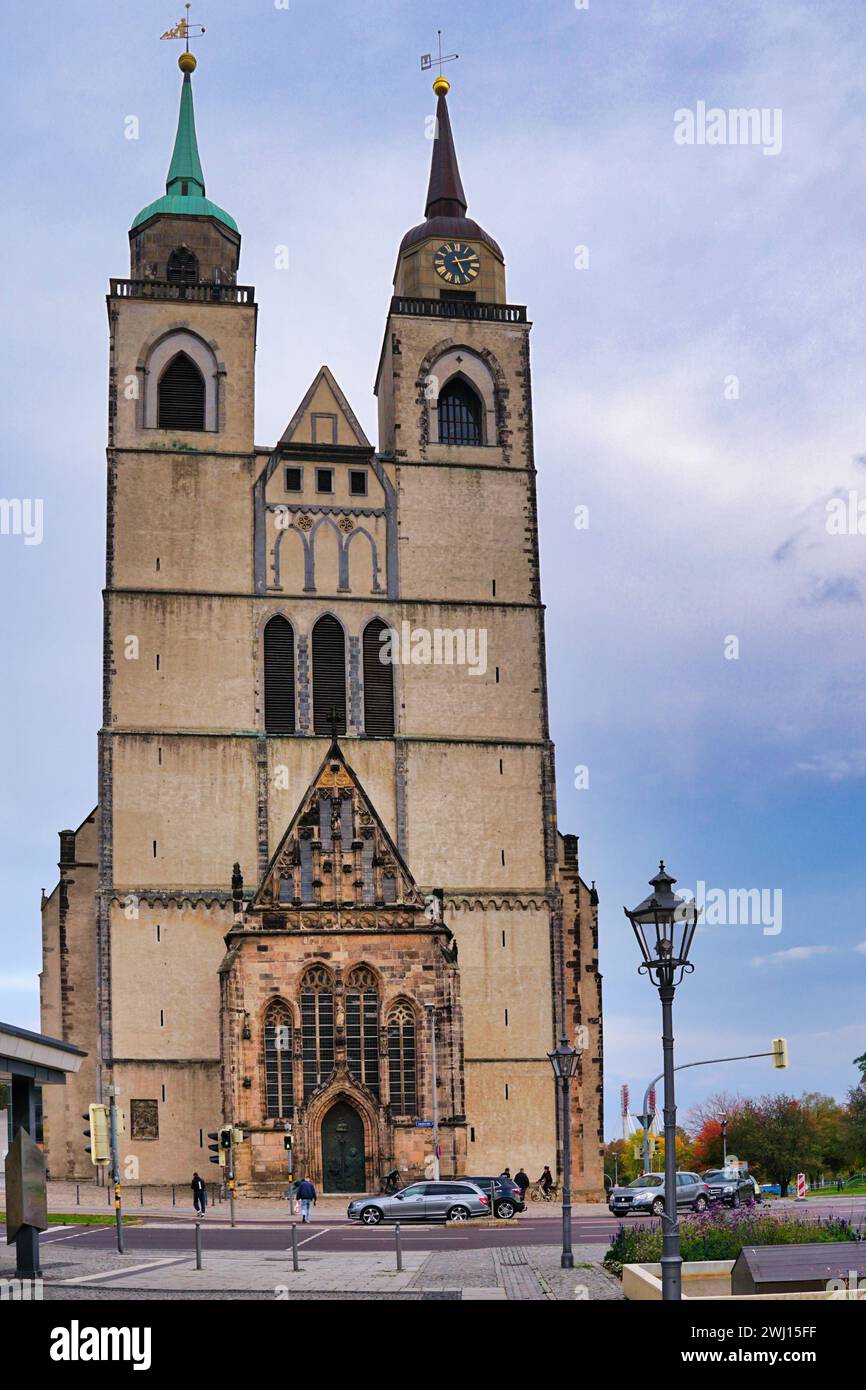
[172,1185,176,1207]
[721,1117,728,1168]
[195,1219,202,1269]
[291,1221,299,1271]
[429,1007,440,1180]
[659,985,681,1301]
[10,1076,42,1279]
[140,1185,144,1207]
[108,1089,125,1255]
[560,1074,574,1269]
[76,1183,80,1207]
[227,1133,236,1229]
[395,1221,403,1271]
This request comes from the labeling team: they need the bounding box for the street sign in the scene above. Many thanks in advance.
[415,1121,433,1127]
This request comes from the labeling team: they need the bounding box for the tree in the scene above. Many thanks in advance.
[853,1052,866,1084]
[800,1092,847,1177]
[729,1095,819,1196]
[842,1084,866,1169]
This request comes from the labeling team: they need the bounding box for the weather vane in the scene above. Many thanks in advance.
[161,4,206,55]
[421,30,459,93]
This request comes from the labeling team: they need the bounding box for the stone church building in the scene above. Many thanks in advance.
[39,53,604,1195]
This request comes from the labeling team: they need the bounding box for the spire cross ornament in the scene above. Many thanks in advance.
[420,30,458,78]
[161,4,205,51]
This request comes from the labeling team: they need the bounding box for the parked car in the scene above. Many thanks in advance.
[608,1172,710,1217]
[460,1175,525,1219]
[347,1180,490,1225]
[703,1169,757,1208]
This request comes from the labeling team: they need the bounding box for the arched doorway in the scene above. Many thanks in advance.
[321,1100,365,1193]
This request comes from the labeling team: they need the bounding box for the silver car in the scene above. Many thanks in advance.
[347,1180,490,1225]
[608,1171,710,1217]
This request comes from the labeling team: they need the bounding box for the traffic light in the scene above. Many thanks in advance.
[83,1104,110,1165]
[771,1038,789,1069]
[232,1127,245,1147]
[220,1125,232,1150]
[284,1134,293,1152]
[207,1130,225,1166]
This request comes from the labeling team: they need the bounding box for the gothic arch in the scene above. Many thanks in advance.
[343,525,381,593]
[304,1083,382,1192]
[137,326,224,432]
[310,514,343,593]
[418,341,507,447]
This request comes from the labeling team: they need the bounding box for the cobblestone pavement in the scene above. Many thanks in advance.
[1,1225,622,1301]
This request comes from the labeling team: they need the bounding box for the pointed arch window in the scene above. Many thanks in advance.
[264,1001,294,1119]
[312,615,346,734]
[158,351,205,430]
[388,1002,417,1116]
[300,965,335,1094]
[264,616,296,734]
[166,247,199,285]
[438,377,482,446]
[363,619,395,737]
[346,966,380,1098]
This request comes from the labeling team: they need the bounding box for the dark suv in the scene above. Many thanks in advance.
[461,1175,525,1219]
[703,1169,756,1208]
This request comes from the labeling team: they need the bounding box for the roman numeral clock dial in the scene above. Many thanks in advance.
[433,240,480,286]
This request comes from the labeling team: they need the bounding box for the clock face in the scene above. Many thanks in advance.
[433,241,481,286]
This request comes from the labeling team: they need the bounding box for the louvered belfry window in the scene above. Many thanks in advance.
[264,1001,293,1119]
[388,1002,417,1116]
[264,616,296,734]
[158,352,206,430]
[438,377,482,446]
[363,619,395,737]
[346,967,380,1098]
[166,247,199,284]
[312,615,347,734]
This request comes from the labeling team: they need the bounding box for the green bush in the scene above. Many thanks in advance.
[604,1207,861,1276]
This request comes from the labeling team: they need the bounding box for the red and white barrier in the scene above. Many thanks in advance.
[796,1172,807,1200]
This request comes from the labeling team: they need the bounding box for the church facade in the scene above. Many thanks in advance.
[39,54,604,1196]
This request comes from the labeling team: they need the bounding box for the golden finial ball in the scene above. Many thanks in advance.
[432,76,451,96]
[178,51,197,74]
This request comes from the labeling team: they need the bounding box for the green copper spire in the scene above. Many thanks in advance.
[131,60,238,234]
[165,73,206,197]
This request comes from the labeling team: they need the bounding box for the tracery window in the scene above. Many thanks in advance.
[264,1000,293,1119]
[387,1002,417,1116]
[346,966,379,1097]
[438,377,482,446]
[301,965,335,1093]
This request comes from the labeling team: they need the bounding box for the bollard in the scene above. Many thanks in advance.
[172,1185,176,1208]
[140,1186,144,1207]
[76,1184,80,1207]
[291,1222,299,1272]
[195,1219,202,1270]
[395,1222,403,1271]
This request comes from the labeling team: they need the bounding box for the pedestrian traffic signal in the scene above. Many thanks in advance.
[284,1135,293,1152]
[771,1038,789,1069]
[220,1125,232,1149]
[82,1104,110,1165]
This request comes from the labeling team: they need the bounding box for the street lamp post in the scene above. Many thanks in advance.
[720,1114,728,1169]
[624,862,699,1303]
[548,1036,581,1270]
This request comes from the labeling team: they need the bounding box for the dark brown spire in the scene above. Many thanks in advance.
[425,91,468,219]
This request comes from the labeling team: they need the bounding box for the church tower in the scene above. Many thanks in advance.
[40,53,604,1197]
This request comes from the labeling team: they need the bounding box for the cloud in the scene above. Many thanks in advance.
[854,943,866,956]
[751,946,833,968]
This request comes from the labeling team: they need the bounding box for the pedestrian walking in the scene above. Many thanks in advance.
[296,1175,317,1223]
[191,1171,207,1216]
[514,1166,530,1201]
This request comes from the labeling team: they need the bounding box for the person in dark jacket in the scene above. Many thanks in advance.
[296,1176,317,1223]
[191,1171,207,1216]
[513,1167,530,1201]
[539,1165,554,1197]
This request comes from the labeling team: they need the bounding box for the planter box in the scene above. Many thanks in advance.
[622,1261,866,1301]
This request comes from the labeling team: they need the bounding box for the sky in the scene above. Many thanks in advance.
[1,0,865,1141]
